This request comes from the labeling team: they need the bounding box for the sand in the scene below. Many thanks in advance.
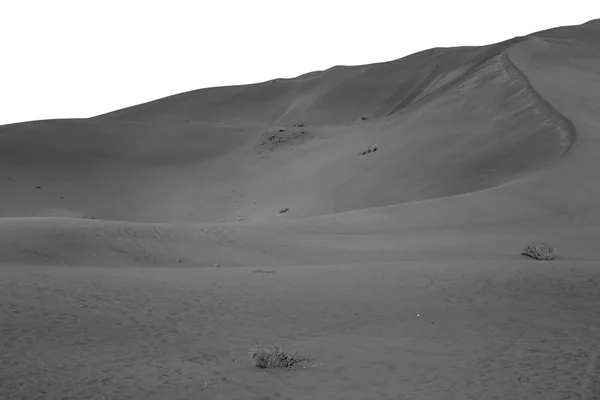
[1,19,600,399]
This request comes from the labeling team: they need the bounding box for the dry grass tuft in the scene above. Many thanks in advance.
[522,242,555,260]
[248,344,305,369]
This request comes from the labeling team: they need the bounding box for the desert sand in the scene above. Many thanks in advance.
[1,19,600,400]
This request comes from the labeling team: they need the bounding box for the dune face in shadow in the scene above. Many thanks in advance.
[294,52,574,217]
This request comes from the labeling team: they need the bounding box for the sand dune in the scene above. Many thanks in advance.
[2,19,600,400]
[0,33,576,226]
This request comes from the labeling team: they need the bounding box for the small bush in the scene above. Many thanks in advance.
[248,344,303,369]
[522,242,555,260]
[292,123,305,128]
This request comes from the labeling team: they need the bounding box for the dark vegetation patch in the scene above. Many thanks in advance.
[254,128,314,154]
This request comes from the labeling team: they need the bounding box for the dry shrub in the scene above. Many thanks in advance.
[522,242,555,260]
[248,344,304,369]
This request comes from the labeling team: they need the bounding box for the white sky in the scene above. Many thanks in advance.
[1,0,599,126]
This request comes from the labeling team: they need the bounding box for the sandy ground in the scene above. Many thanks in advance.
[2,19,600,399]
[2,253,599,399]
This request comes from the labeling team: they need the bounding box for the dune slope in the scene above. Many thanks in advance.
[0,19,599,267]
[0,35,578,226]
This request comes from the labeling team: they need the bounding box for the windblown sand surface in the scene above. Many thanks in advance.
[1,19,600,399]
